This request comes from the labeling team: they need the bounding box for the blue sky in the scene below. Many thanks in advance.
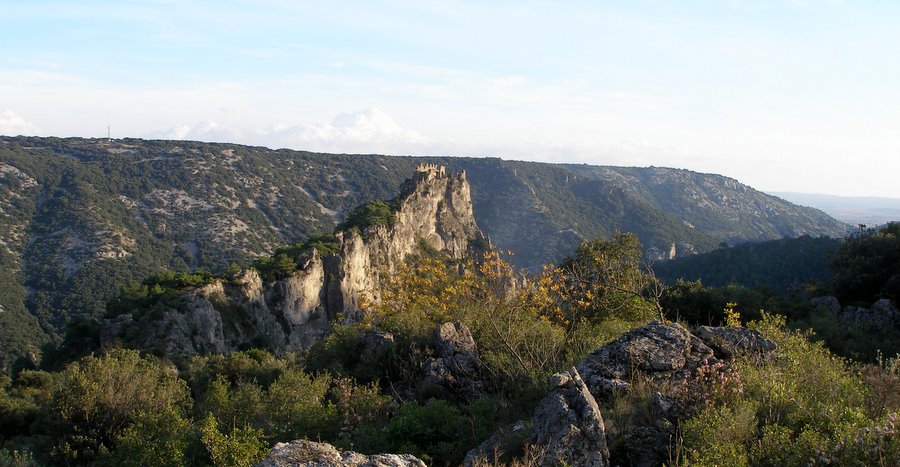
[2,0,900,197]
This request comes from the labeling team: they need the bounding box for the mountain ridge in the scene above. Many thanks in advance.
[0,136,847,368]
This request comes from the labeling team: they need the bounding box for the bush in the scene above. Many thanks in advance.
[199,414,268,467]
[48,349,191,464]
[677,313,900,465]
[679,399,757,466]
[0,449,38,467]
[101,409,195,467]
[265,369,337,440]
[384,400,468,465]
[832,223,900,304]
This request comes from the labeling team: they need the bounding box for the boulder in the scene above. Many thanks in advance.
[434,322,477,358]
[420,322,485,401]
[467,322,783,466]
[694,326,777,359]
[530,368,610,467]
[357,330,396,355]
[255,439,426,467]
[577,321,715,402]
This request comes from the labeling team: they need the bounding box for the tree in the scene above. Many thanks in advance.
[49,349,191,464]
[831,222,900,304]
[338,200,396,232]
[102,409,194,467]
[561,232,664,322]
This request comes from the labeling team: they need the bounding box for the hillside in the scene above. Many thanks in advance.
[655,235,840,295]
[0,136,847,368]
[569,165,848,245]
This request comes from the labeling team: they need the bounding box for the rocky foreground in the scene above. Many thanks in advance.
[255,321,776,466]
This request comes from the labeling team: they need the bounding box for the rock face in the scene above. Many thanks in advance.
[531,368,610,467]
[255,439,426,467]
[101,165,486,356]
[420,322,485,401]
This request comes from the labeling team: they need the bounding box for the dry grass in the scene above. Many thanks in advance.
[860,353,900,417]
[467,444,547,467]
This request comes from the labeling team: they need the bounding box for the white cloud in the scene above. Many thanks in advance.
[0,110,38,136]
[145,109,431,155]
[272,108,428,152]
[148,120,242,143]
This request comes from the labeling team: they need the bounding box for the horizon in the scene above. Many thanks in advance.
[3,1,900,198]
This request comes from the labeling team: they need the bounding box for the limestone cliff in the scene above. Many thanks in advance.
[101,165,485,355]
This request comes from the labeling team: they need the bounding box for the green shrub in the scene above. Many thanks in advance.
[384,400,468,465]
[338,200,397,232]
[199,414,268,467]
[265,369,337,440]
[0,449,38,467]
[329,377,393,447]
[678,313,900,465]
[832,222,900,304]
[48,349,192,464]
[680,399,757,466]
[101,409,194,467]
[201,375,266,431]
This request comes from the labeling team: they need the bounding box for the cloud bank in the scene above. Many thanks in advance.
[0,110,38,136]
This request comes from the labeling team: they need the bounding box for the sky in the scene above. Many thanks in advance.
[2,0,900,198]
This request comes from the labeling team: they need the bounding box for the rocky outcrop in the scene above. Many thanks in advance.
[577,321,715,402]
[571,322,718,466]
[102,166,486,356]
[810,296,900,328]
[116,294,229,355]
[531,368,610,467]
[99,314,133,344]
[356,330,396,356]
[472,322,779,466]
[693,326,777,359]
[420,322,485,401]
[255,439,426,467]
[841,299,900,328]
